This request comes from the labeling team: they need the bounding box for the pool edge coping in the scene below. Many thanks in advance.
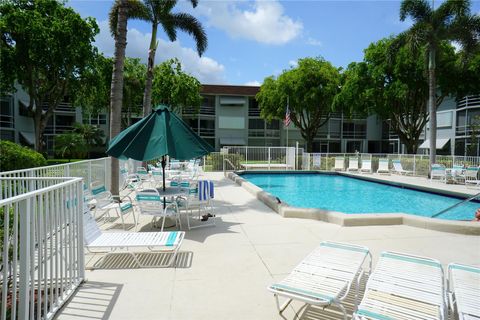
[227,171,480,236]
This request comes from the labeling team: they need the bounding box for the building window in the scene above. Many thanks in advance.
[248,97,260,116]
[18,100,30,117]
[99,114,107,124]
[0,129,14,142]
[0,98,14,128]
[199,118,215,136]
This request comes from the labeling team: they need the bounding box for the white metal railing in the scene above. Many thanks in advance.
[0,177,84,320]
[0,158,111,194]
[203,147,480,177]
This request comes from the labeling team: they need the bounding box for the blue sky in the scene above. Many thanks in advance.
[69,0,480,85]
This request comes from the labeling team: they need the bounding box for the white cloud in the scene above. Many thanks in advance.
[196,0,302,45]
[94,20,226,84]
[306,37,322,46]
[288,60,298,68]
[244,80,261,86]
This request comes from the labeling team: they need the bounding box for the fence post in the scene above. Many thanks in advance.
[77,182,85,280]
[268,147,271,171]
[18,198,32,319]
[88,161,92,188]
[245,146,248,165]
[413,155,416,176]
[66,164,70,177]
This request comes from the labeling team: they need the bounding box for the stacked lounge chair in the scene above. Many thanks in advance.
[347,157,359,172]
[448,263,480,320]
[353,251,446,320]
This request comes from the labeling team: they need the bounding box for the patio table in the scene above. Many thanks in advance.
[141,188,188,228]
[446,168,465,184]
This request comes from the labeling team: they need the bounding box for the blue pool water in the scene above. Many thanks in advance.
[241,173,478,220]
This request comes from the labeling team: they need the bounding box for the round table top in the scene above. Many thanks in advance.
[155,187,188,197]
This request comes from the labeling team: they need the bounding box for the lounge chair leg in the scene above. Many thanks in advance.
[274,294,292,314]
[337,303,347,320]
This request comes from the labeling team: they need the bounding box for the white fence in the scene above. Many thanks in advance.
[0,177,84,320]
[203,147,480,177]
[0,158,111,195]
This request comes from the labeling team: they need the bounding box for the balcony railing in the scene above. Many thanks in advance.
[457,95,480,109]
[199,128,215,137]
[342,131,367,139]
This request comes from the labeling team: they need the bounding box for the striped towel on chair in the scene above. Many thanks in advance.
[198,180,214,201]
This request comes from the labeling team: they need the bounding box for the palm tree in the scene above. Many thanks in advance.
[111,0,207,116]
[73,123,105,158]
[399,0,480,167]
[108,0,129,196]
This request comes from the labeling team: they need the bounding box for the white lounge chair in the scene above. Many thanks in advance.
[83,212,184,268]
[391,159,413,175]
[431,164,446,182]
[347,157,359,172]
[360,159,372,173]
[334,157,345,171]
[354,251,446,320]
[136,167,152,188]
[448,263,480,320]
[269,241,371,319]
[464,166,480,186]
[376,158,390,174]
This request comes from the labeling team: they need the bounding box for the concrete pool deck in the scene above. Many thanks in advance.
[55,172,480,320]
[230,171,480,235]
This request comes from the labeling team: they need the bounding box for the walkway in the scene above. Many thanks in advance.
[56,172,480,320]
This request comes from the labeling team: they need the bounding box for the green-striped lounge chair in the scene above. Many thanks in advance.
[377,158,390,174]
[269,241,371,319]
[83,212,184,268]
[354,251,446,320]
[448,263,480,320]
[334,157,345,171]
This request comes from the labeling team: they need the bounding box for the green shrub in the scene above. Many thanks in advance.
[0,141,47,172]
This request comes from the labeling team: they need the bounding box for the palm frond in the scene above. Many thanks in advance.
[109,0,150,38]
[189,0,198,8]
[161,18,177,42]
[435,0,470,24]
[168,12,207,56]
[400,0,431,22]
[448,14,480,53]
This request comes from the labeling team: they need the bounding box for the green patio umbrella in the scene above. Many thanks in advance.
[106,105,214,195]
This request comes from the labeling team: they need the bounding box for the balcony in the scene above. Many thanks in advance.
[199,127,215,137]
[342,130,367,139]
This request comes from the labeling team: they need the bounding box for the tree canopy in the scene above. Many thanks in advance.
[74,55,146,126]
[151,58,202,112]
[256,57,341,152]
[0,0,99,152]
[335,37,459,154]
[398,0,480,164]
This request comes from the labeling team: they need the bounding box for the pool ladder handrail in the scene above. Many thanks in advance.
[431,191,480,218]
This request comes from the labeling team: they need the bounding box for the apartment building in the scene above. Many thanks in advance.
[2,84,480,156]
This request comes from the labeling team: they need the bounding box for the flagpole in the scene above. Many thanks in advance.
[286,96,289,147]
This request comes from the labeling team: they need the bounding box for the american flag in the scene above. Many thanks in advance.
[284,104,291,127]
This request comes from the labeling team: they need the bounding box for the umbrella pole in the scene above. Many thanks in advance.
[162,155,166,209]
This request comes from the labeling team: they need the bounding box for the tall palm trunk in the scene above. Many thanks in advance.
[109,0,128,196]
[428,46,437,170]
[142,23,158,116]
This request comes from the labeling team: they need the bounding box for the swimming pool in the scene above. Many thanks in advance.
[241,173,478,220]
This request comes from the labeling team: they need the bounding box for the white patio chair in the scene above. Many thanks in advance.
[83,212,184,268]
[151,168,164,188]
[464,166,480,186]
[269,241,371,320]
[391,159,413,175]
[136,189,181,232]
[353,251,446,320]
[431,164,446,182]
[448,263,480,320]
[89,183,135,229]
[347,157,359,172]
[360,159,372,173]
[334,157,345,171]
[177,180,216,230]
[376,158,390,174]
[136,167,152,188]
